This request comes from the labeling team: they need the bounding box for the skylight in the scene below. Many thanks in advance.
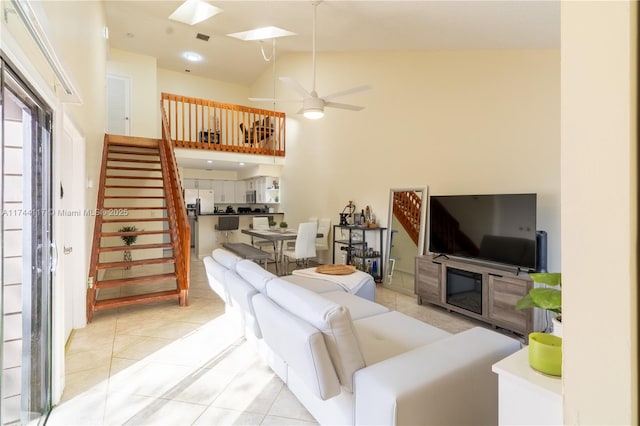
[227,26,296,41]
[169,0,223,26]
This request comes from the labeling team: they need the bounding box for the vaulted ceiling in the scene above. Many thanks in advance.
[104,1,560,86]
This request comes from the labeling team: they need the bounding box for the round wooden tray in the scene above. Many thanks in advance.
[316,264,356,275]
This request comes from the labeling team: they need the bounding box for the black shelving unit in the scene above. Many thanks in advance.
[332,224,386,283]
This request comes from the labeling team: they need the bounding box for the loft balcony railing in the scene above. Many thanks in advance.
[161,92,286,157]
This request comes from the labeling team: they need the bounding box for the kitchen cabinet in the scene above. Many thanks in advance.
[212,180,236,203]
[235,180,247,203]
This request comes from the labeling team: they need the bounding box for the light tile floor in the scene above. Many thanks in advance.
[48,256,503,426]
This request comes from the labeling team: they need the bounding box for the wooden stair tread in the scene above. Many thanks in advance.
[93,290,180,310]
[101,229,171,237]
[106,175,163,180]
[107,166,161,171]
[106,206,167,210]
[96,257,175,269]
[109,146,159,153]
[104,185,165,189]
[95,272,177,288]
[107,157,160,164]
[104,195,165,199]
[98,243,173,252]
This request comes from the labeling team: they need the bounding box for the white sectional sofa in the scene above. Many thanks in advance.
[203,248,520,426]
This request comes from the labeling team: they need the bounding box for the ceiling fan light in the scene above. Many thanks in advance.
[169,0,222,26]
[304,108,324,119]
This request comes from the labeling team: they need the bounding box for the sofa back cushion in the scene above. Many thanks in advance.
[265,278,365,392]
[225,270,261,338]
[235,259,276,292]
[252,293,341,400]
[212,248,242,270]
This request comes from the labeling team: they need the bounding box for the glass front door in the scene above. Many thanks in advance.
[1,57,54,426]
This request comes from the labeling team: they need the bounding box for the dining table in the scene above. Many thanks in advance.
[240,228,322,274]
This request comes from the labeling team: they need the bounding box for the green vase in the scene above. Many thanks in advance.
[528,332,562,377]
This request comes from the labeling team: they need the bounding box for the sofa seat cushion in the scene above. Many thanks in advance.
[282,275,345,294]
[321,291,389,320]
[354,311,451,365]
[235,258,277,292]
[265,278,365,392]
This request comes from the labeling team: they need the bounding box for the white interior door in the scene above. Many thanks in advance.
[107,74,131,135]
[61,114,87,333]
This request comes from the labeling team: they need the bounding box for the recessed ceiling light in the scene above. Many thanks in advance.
[227,26,296,41]
[239,162,245,166]
[169,0,223,26]
[183,51,202,62]
[207,160,213,164]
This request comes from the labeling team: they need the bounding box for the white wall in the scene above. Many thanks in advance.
[561,1,637,424]
[252,49,561,270]
[158,68,250,106]
[107,49,158,138]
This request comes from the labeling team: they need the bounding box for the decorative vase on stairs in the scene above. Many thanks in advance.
[123,249,132,269]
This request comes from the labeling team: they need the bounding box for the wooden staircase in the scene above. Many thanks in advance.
[393,191,422,245]
[87,134,190,321]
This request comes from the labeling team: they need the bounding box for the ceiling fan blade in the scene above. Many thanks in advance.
[324,101,365,111]
[323,85,372,101]
[279,77,312,99]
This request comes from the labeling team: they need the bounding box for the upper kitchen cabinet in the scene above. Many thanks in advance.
[213,180,236,204]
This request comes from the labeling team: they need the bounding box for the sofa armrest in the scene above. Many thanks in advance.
[353,327,520,426]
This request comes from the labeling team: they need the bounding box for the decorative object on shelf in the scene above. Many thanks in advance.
[279,221,288,229]
[269,219,277,229]
[515,272,562,336]
[339,200,355,226]
[118,225,140,270]
[528,332,562,377]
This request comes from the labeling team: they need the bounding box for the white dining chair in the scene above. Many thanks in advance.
[312,218,331,263]
[315,218,331,251]
[252,216,276,250]
[282,221,317,272]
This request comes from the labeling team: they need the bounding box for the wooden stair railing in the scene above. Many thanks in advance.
[393,191,422,246]
[161,92,286,157]
[160,102,190,306]
[86,134,188,322]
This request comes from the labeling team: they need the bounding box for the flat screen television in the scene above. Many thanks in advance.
[428,193,537,270]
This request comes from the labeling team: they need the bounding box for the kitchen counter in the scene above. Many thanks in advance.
[197,212,283,216]
[195,212,284,258]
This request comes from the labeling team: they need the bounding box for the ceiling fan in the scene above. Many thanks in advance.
[249,1,371,119]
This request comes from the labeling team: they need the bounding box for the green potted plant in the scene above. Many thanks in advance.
[279,221,288,231]
[515,272,562,332]
[119,225,139,269]
[268,219,277,229]
[516,272,562,377]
